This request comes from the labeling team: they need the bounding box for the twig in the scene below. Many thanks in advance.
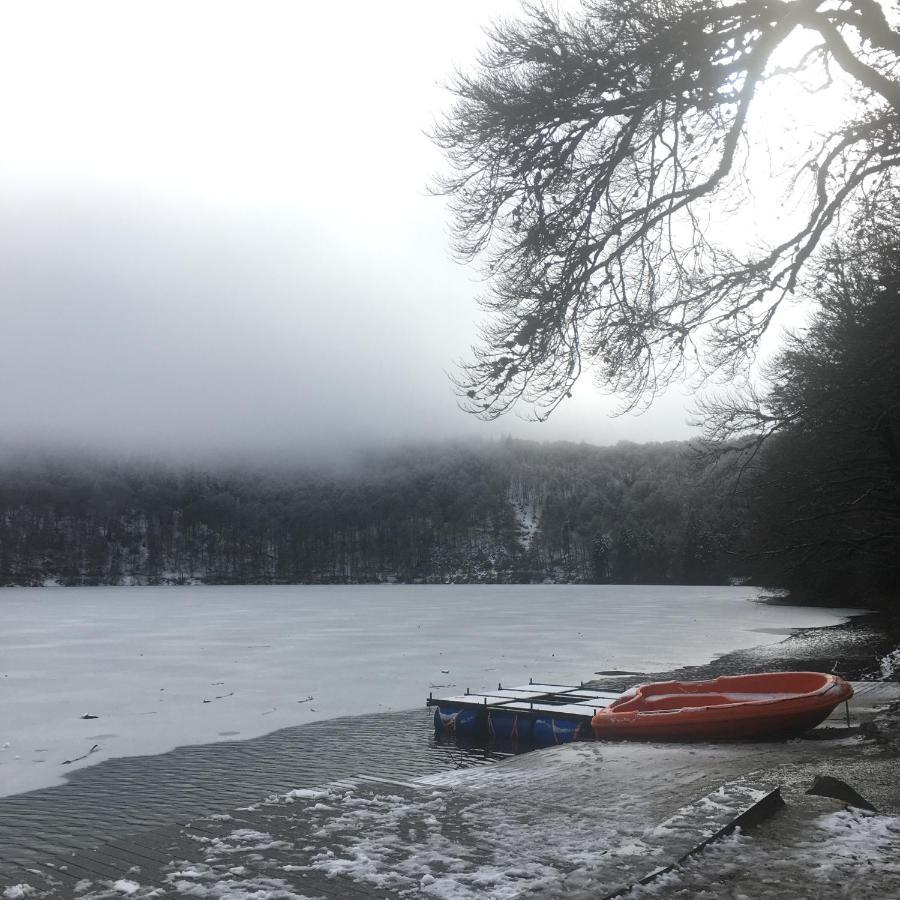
[62,744,100,765]
[202,691,235,704]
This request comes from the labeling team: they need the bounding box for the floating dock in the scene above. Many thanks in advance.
[427,680,620,746]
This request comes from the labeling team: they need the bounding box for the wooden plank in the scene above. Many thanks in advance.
[511,682,575,692]
[512,681,621,695]
[568,698,615,709]
[428,693,517,707]
[492,688,555,698]
[561,689,622,700]
[496,701,596,717]
[429,688,551,705]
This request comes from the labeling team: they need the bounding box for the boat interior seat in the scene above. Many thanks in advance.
[638,690,803,710]
[640,692,745,709]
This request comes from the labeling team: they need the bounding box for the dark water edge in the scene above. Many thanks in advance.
[0,708,494,878]
[588,608,900,693]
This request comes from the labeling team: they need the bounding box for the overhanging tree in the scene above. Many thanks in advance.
[434,0,900,419]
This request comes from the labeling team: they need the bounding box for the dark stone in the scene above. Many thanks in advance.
[806,775,879,812]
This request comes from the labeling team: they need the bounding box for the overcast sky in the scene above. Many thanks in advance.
[1,1,813,462]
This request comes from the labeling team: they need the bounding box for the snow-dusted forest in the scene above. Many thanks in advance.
[0,439,740,588]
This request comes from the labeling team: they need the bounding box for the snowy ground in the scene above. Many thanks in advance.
[0,585,864,797]
[881,646,900,679]
[628,795,900,899]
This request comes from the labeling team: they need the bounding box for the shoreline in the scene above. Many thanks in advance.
[588,607,900,692]
[1,586,890,801]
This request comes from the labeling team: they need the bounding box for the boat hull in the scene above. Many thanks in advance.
[591,672,853,742]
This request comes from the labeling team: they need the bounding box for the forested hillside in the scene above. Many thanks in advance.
[0,439,743,587]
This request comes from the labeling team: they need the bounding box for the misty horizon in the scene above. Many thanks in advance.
[0,2,703,461]
[0,428,701,476]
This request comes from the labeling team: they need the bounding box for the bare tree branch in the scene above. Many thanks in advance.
[434,0,900,419]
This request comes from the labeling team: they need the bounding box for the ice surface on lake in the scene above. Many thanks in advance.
[0,584,862,797]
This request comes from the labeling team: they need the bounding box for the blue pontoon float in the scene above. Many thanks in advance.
[427,679,619,747]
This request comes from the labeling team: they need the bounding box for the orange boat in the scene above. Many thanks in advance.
[591,672,853,741]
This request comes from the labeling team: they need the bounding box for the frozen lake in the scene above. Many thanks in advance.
[0,584,864,797]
